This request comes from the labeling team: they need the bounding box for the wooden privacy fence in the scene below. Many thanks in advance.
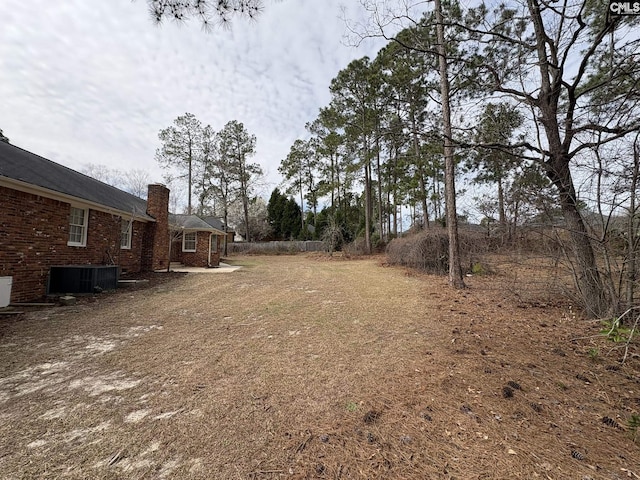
[227,241,325,254]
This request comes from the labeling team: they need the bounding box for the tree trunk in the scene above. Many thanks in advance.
[432,161,442,222]
[418,169,429,228]
[300,180,305,237]
[363,109,372,254]
[336,157,343,218]
[548,154,607,317]
[187,150,193,215]
[330,153,335,210]
[387,151,393,237]
[497,177,506,227]
[626,140,639,310]
[497,177,508,243]
[364,159,372,254]
[434,0,465,289]
[526,0,606,317]
[241,173,250,243]
[223,206,229,257]
[387,187,392,237]
[375,136,384,241]
[411,111,429,228]
[242,194,250,242]
[392,147,399,236]
[511,196,519,241]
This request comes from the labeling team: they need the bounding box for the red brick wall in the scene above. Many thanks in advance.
[0,186,147,302]
[171,232,221,267]
[143,184,169,271]
[117,219,145,274]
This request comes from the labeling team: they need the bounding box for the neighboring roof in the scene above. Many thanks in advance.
[0,141,153,221]
[201,216,234,233]
[170,214,225,234]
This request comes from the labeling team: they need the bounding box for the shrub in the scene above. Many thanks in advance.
[386,228,490,274]
[343,237,369,257]
[321,215,344,254]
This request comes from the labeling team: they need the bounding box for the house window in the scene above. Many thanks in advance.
[68,207,88,246]
[121,219,132,249]
[183,232,196,252]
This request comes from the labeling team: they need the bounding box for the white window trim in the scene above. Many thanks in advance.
[121,219,132,250]
[182,231,197,252]
[68,206,88,247]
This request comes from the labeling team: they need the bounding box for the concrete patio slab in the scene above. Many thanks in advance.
[160,262,242,273]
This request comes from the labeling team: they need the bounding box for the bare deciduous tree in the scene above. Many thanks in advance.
[121,169,152,198]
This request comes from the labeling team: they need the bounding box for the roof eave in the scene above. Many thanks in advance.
[0,176,155,222]
[170,225,226,235]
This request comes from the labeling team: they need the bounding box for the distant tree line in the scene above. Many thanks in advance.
[271,1,640,316]
[274,36,535,253]
[144,1,640,316]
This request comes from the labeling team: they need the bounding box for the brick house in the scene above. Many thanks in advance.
[200,216,235,245]
[169,214,225,268]
[0,141,171,303]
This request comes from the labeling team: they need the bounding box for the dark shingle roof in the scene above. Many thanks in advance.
[170,214,225,233]
[0,141,153,221]
[201,216,234,232]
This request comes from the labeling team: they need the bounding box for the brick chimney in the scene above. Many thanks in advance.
[143,184,170,271]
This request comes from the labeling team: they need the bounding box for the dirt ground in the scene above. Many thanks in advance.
[0,255,638,479]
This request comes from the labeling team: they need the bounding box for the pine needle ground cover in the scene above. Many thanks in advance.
[0,255,638,479]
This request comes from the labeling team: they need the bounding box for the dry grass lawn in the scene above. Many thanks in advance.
[0,254,639,479]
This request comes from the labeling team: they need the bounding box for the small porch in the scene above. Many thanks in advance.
[169,214,226,268]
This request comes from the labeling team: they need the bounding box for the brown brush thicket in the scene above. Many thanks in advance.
[386,227,491,274]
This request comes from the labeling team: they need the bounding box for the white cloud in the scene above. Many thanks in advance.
[0,0,389,197]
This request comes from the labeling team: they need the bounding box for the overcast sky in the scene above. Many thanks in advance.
[0,0,390,201]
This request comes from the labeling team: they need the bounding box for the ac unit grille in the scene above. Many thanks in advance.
[48,265,119,294]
